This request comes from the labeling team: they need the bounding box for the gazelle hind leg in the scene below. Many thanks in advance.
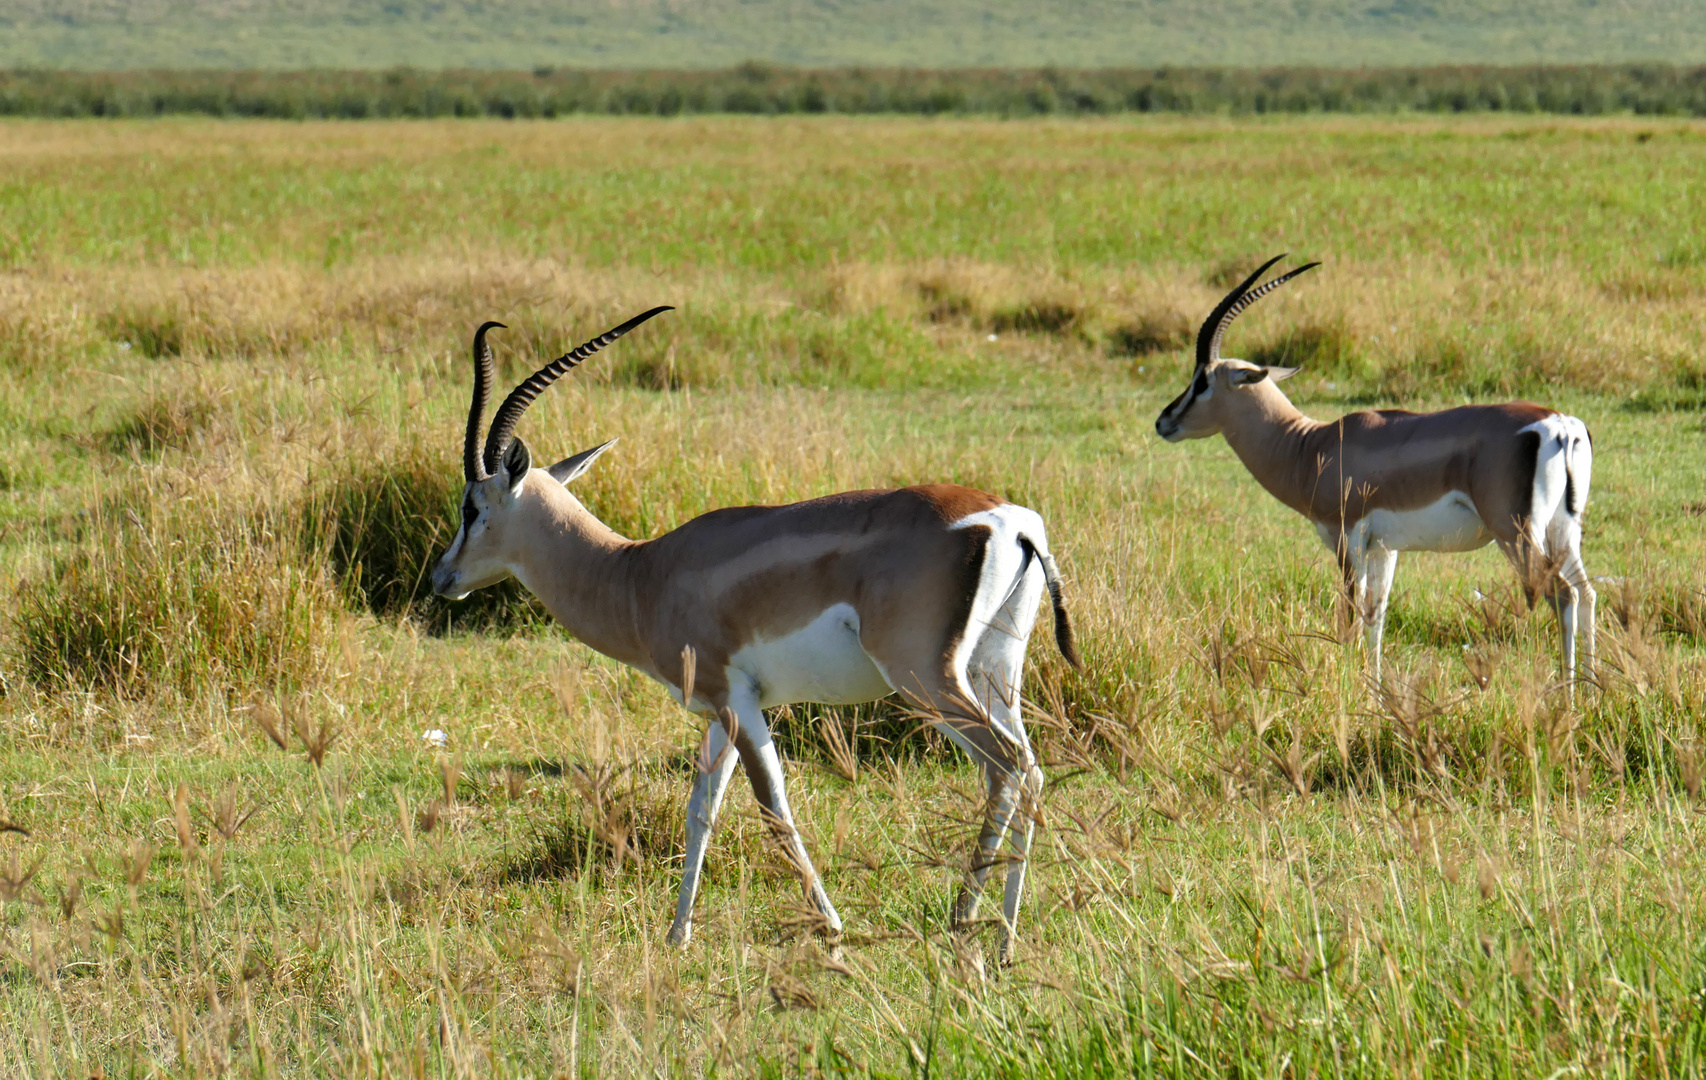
[957,558,1045,962]
[893,669,1031,953]
[1549,516,1596,691]
[997,762,1043,966]
[669,715,741,946]
[952,755,1025,928]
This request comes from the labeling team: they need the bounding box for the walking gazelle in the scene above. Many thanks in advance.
[1154,256,1596,691]
[432,309,1079,961]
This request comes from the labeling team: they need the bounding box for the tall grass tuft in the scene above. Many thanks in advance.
[12,494,342,699]
[1107,309,1192,358]
[104,389,219,457]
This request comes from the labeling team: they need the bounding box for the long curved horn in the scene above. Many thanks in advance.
[482,306,673,476]
[1196,255,1320,369]
[466,321,505,483]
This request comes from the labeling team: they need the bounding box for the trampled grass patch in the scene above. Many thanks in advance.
[0,116,1703,1077]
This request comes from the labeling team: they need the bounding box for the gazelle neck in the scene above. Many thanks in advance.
[1215,382,1327,519]
[505,473,648,668]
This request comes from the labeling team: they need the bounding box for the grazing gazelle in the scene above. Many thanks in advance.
[432,309,1079,961]
[1154,255,1595,689]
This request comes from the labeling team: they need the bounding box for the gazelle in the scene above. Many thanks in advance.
[1154,255,1595,690]
[432,309,1080,961]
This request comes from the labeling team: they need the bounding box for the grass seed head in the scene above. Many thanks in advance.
[438,752,463,806]
[59,875,82,922]
[1477,852,1500,901]
[209,784,263,840]
[253,700,287,751]
[1680,745,1703,802]
[819,713,860,783]
[172,781,199,859]
[0,850,44,902]
[289,703,339,768]
[503,767,527,800]
[126,839,156,889]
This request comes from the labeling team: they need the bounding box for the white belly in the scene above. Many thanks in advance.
[728,602,895,709]
[1361,491,1493,553]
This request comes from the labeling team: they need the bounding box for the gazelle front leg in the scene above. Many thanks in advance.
[725,680,843,940]
[1360,544,1399,688]
[669,715,742,947]
[1329,526,1397,689]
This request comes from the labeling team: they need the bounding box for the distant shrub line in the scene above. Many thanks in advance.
[4,64,1706,119]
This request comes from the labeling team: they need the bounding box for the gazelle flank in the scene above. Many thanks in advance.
[1155,255,1595,690]
[432,312,1081,963]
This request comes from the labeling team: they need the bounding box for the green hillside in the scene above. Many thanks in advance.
[2,0,1704,70]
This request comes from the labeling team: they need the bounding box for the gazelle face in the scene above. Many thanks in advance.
[1155,360,1282,442]
[431,440,532,600]
[440,307,661,600]
[1156,253,1314,443]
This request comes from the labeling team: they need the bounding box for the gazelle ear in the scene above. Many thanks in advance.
[545,438,617,486]
[1228,366,1271,386]
[1268,365,1302,383]
[503,436,532,495]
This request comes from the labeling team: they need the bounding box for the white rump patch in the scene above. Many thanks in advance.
[729,602,895,709]
[1521,414,1592,549]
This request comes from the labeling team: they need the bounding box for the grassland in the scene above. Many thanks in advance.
[0,115,1704,1076]
[5,0,1706,70]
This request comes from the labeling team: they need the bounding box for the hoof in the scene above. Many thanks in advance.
[822,935,846,967]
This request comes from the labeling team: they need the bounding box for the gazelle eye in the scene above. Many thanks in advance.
[461,496,478,529]
[1193,372,1209,395]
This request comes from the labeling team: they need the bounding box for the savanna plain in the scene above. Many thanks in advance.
[0,115,1704,1077]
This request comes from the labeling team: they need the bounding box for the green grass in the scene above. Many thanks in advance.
[0,115,1703,1076]
[4,0,1706,69]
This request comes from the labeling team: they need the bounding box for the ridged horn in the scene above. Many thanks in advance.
[1196,255,1320,369]
[482,306,673,477]
[465,321,505,483]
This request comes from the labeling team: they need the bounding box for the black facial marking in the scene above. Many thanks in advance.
[1193,371,1209,396]
[461,495,478,531]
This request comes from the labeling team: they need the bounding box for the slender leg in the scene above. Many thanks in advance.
[725,681,843,938]
[998,763,1044,966]
[870,533,1046,964]
[1362,544,1398,688]
[953,579,1041,963]
[669,716,741,946]
[953,761,1025,927]
[1555,547,1597,692]
[1550,581,1580,689]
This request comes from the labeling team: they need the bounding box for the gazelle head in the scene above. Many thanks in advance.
[1154,255,1318,442]
[430,309,671,600]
